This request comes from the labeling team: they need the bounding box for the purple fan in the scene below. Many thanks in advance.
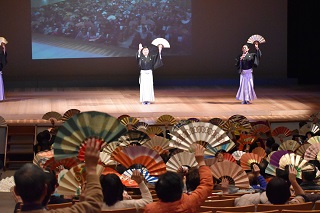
[269,150,290,168]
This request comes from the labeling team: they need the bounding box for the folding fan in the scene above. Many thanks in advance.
[151,37,170,48]
[247,34,266,44]
[102,141,121,155]
[42,111,63,121]
[232,150,246,161]
[156,114,177,126]
[208,118,230,132]
[307,136,320,145]
[172,119,191,132]
[240,153,262,171]
[187,118,200,123]
[295,144,311,157]
[269,150,290,168]
[146,126,163,137]
[265,164,277,177]
[279,153,312,179]
[210,161,250,188]
[143,135,171,155]
[99,152,117,165]
[237,134,257,151]
[56,163,104,196]
[251,124,270,140]
[53,111,127,160]
[300,123,320,135]
[251,147,267,159]
[136,122,149,133]
[309,112,320,121]
[266,151,276,163]
[169,122,232,152]
[49,126,60,135]
[62,109,81,122]
[33,150,54,167]
[222,153,237,163]
[0,176,15,192]
[118,130,150,146]
[304,143,320,161]
[77,139,104,162]
[204,157,216,166]
[227,115,252,135]
[120,117,140,130]
[43,157,79,171]
[279,140,300,152]
[122,167,158,183]
[112,146,166,176]
[272,126,292,141]
[206,141,236,156]
[166,151,198,172]
[117,114,130,121]
[0,116,7,126]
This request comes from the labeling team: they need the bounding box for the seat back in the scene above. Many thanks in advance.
[281,210,320,213]
[256,202,313,211]
[101,207,137,213]
[216,210,280,213]
[46,202,73,210]
[198,204,255,213]
[202,198,235,207]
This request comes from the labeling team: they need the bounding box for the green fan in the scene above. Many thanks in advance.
[53,111,127,159]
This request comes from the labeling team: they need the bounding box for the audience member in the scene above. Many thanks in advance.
[247,164,267,191]
[100,170,152,210]
[144,144,213,213]
[13,138,102,212]
[300,163,320,190]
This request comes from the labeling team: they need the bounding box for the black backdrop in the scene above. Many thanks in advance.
[1,0,316,88]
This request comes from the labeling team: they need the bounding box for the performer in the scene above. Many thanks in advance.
[235,42,261,104]
[0,37,8,102]
[136,43,163,105]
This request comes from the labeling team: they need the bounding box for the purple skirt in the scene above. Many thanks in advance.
[0,72,4,101]
[236,69,257,101]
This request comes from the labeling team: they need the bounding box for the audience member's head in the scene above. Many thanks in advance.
[266,177,291,204]
[100,174,124,206]
[42,171,58,205]
[185,167,200,192]
[259,159,268,178]
[266,137,275,149]
[155,171,184,202]
[271,143,279,151]
[14,163,47,204]
[276,166,289,181]
[302,164,317,182]
[247,172,258,186]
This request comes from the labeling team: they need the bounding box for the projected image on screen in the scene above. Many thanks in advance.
[31,0,192,59]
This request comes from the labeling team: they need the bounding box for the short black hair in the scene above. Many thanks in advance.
[266,137,276,148]
[100,174,124,206]
[186,167,200,192]
[266,177,291,204]
[42,171,58,205]
[271,143,279,151]
[302,164,317,182]
[155,171,183,202]
[14,163,46,203]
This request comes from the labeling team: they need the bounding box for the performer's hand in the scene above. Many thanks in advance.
[158,44,163,52]
[138,43,143,51]
[254,42,259,50]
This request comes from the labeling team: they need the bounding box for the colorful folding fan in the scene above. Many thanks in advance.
[227,115,252,135]
[120,117,140,130]
[272,126,292,141]
[33,150,54,167]
[304,143,320,161]
[240,153,262,171]
[279,153,313,179]
[251,147,267,159]
[146,126,164,137]
[269,150,290,168]
[265,163,277,177]
[208,118,230,132]
[156,114,177,126]
[112,146,166,176]
[143,135,171,155]
[210,161,250,188]
[232,150,246,161]
[206,141,236,156]
[53,111,127,160]
[307,136,320,145]
[122,167,158,183]
[118,130,150,146]
[43,157,79,172]
[247,34,266,44]
[62,109,81,122]
[300,123,320,135]
[295,143,311,157]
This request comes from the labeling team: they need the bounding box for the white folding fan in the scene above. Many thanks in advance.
[99,152,117,166]
[112,146,166,176]
[166,151,198,172]
[210,161,250,188]
[232,150,246,161]
[300,123,320,135]
[143,135,171,155]
[307,136,320,145]
[169,122,232,152]
[152,38,170,48]
[56,163,104,196]
[247,34,266,44]
[265,164,277,177]
[102,141,121,155]
[304,143,320,161]
[279,153,313,179]
[279,140,300,152]
[53,111,127,160]
[295,143,311,157]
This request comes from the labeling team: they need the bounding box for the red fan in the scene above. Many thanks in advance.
[77,139,104,162]
[251,147,267,159]
[240,153,262,171]
[272,126,292,141]
[210,161,250,188]
[112,146,166,176]
[43,157,79,172]
[223,153,237,163]
[251,124,270,140]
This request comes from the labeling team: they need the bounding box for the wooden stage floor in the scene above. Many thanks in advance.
[0,85,319,124]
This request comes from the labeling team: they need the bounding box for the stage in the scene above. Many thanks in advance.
[1,84,319,124]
